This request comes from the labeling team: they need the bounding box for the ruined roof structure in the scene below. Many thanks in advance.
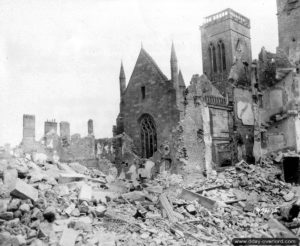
[188,74,223,98]
[258,47,293,88]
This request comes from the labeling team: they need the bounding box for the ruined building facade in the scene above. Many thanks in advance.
[20,115,108,168]
[252,0,300,160]
[200,8,255,164]
[115,2,300,172]
[277,0,300,65]
[114,9,256,171]
[115,45,185,161]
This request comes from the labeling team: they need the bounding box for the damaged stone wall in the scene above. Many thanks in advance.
[233,87,255,162]
[256,45,300,156]
[181,96,206,172]
[180,74,232,171]
[209,106,232,165]
[59,134,95,163]
[95,138,115,162]
[265,117,298,153]
[117,48,180,159]
[277,0,300,64]
[19,116,99,169]
[259,71,295,123]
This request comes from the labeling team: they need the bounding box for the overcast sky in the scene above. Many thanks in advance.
[0,0,278,146]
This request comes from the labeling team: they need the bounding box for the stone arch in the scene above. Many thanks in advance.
[139,114,157,158]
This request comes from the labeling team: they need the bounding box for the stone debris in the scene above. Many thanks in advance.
[10,179,39,202]
[0,155,300,245]
[78,184,92,202]
[59,228,79,246]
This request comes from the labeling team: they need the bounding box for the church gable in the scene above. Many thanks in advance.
[125,48,169,95]
[119,47,179,157]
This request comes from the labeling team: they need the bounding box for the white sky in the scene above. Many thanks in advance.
[0,0,278,146]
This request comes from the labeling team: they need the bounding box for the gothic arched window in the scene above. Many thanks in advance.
[139,114,157,158]
[209,43,217,73]
[218,40,226,72]
[222,42,226,70]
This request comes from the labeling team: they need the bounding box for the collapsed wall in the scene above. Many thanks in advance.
[256,48,300,155]
[95,138,115,162]
[18,117,110,169]
[180,98,205,172]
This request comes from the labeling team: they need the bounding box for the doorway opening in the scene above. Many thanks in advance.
[283,157,300,184]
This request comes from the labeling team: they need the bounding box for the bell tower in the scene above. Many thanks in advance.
[277,0,300,64]
[200,8,252,93]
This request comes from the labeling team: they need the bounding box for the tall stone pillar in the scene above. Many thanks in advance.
[59,121,70,140]
[88,119,94,135]
[44,120,57,135]
[22,114,35,145]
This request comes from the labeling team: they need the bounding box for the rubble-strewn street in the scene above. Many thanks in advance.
[1,0,300,245]
[0,152,300,246]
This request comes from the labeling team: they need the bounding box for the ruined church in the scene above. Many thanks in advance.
[115,0,300,174]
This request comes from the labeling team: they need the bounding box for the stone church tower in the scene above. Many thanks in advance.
[277,0,300,64]
[200,8,252,94]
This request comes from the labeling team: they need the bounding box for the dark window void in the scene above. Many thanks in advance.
[222,42,226,70]
[209,43,217,73]
[218,40,226,72]
[140,114,157,158]
[212,45,217,73]
[141,86,146,99]
[283,157,300,184]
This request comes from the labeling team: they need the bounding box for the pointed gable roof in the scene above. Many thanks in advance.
[119,61,126,79]
[123,47,169,95]
[178,69,185,87]
[170,42,177,62]
[136,47,168,81]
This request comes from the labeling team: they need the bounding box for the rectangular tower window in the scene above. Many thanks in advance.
[141,86,146,99]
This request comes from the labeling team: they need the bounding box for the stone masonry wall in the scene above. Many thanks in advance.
[277,0,300,63]
[121,49,180,157]
[59,135,95,162]
[201,9,252,96]
[234,87,254,162]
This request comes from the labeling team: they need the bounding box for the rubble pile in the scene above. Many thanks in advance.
[0,156,299,246]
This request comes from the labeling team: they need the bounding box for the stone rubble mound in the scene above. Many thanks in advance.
[0,155,299,246]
